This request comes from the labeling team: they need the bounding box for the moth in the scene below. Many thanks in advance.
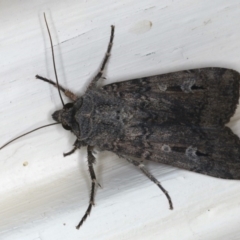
[1,13,240,229]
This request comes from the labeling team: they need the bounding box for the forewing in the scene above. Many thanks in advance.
[97,124,240,180]
[102,68,240,127]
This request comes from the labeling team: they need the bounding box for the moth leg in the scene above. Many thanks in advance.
[63,139,80,157]
[123,156,173,210]
[87,25,115,91]
[35,75,78,101]
[76,146,98,229]
[63,146,77,157]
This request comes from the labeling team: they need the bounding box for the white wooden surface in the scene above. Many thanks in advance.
[1,0,240,239]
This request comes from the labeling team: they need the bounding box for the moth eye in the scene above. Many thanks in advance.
[64,103,74,109]
[62,124,72,131]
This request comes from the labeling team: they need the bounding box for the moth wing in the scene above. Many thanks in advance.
[102,68,240,127]
[99,124,240,180]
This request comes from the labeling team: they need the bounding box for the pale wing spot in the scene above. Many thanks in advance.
[186,146,198,160]
[181,79,195,93]
[162,144,171,152]
[158,83,167,91]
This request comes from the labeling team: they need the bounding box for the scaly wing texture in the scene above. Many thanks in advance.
[102,68,240,127]
[78,68,240,179]
[98,124,240,179]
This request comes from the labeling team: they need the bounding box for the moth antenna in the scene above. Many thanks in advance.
[43,12,65,107]
[0,123,60,150]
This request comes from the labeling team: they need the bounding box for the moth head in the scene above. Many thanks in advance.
[52,103,74,131]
